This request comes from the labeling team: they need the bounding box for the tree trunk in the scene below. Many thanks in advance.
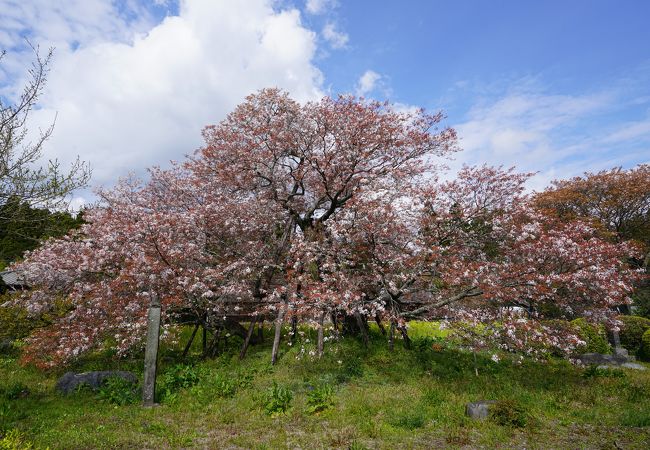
[331,311,338,332]
[258,320,264,343]
[182,323,200,358]
[317,311,325,358]
[239,317,258,360]
[375,315,386,335]
[355,312,370,348]
[271,306,286,365]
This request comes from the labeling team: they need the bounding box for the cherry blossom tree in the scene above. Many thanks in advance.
[12,89,640,367]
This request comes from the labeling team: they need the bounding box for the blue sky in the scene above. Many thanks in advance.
[1,0,649,205]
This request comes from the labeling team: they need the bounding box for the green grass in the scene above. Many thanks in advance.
[1,322,649,449]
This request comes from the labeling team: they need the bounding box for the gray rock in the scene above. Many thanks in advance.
[578,352,628,366]
[55,371,137,394]
[465,400,496,419]
[620,362,647,370]
[613,347,629,359]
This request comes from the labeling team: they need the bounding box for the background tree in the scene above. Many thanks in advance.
[0,197,83,270]
[1,45,90,220]
[533,165,650,316]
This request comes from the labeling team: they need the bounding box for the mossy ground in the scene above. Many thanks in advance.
[1,322,649,449]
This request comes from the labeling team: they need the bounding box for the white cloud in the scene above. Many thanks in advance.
[305,0,336,15]
[355,70,381,96]
[452,87,621,191]
[322,22,348,49]
[2,0,323,201]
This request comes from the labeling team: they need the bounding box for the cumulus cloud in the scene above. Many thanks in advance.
[1,0,323,199]
[355,70,382,96]
[322,22,348,49]
[305,0,336,15]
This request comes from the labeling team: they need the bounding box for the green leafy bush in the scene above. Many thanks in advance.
[234,369,254,389]
[97,376,138,405]
[489,399,529,428]
[0,383,29,401]
[214,374,237,398]
[640,328,650,362]
[571,318,611,354]
[261,381,292,416]
[158,364,202,402]
[306,384,334,414]
[618,315,650,354]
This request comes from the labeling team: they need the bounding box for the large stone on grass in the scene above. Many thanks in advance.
[620,362,647,370]
[55,371,137,394]
[465,400,496,419]
[578,352,628,366]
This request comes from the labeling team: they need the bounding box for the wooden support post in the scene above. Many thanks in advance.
[290,316,298,345]
[202,325,207,354]
[317,311,325,358]
[258,320,264,343]
[142,293,161,407]
[182,323,200,358]
[271,306,286,365]
[239,317,258,360]
[399,325,411,349]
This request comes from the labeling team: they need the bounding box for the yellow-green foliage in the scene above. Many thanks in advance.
[0,429,34,449]
[0,293,72,342]
[618,315,650,354]
[570,318,611,354]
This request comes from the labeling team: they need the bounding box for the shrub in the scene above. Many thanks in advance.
[158,364,202,402]
[0,383,29,401]
[306,384,335,414]
[640,329,650,362]
[618,315,650,354]
[261,382,292,416]
[97,376,138,405]
[571,318,611,354]
[582,365,625,379]
[489,399,528,428]
[234,369,254,389]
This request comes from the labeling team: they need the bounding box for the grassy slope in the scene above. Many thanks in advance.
[1,322,650,449]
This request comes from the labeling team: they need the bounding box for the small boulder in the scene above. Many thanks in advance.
[578,352,628,366]
[620,362,647,371]
[465,400,496,419]
[55,371,137,394]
